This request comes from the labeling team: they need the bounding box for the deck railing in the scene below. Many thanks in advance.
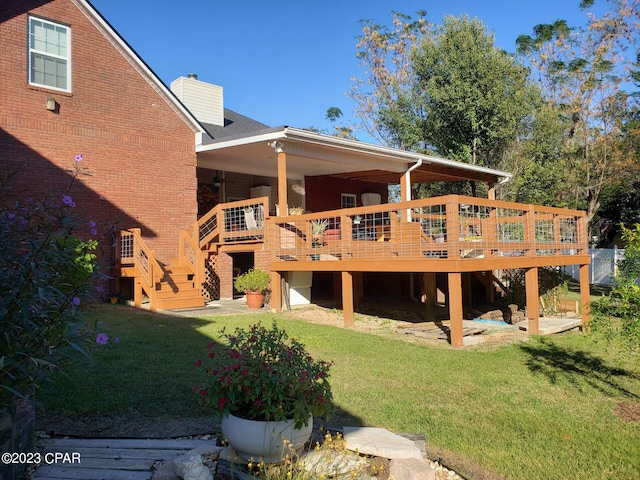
[195,196,269,248]
[265,195,588,264]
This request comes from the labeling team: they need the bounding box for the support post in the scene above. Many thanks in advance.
[270,141,288,216]
[487,183,496,200]
[134,279,142,309]
[525,267,540,334]
[448,272,464,347]
[341,271,354,327]
[484,271,495,303]
[270,271,282,313]
[423,272,437,321]
[579,264,591,329]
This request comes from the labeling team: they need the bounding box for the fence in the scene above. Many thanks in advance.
[562,247,636,286]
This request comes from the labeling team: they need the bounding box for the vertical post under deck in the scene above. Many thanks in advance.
[525,267,540,334]
[341,271,354,328]
[423,272,437,321]
[579,264,591,328]
[448,272,464,347]
[270,271,282,313]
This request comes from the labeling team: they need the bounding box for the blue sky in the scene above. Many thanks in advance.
[90,0,606,140]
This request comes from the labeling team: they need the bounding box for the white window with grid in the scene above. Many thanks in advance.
[341,193,356,209]
[28,16,71,92]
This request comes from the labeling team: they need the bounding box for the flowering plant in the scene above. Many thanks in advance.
[195,322,334,429]
[0,156,100,409]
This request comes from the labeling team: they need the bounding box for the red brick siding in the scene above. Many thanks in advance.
[304,176,388,212]
[0,0,198,262]
[217,252,233,299]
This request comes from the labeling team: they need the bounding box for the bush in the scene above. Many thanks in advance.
[0,161,100,411]
[234,268,271,293]
[591,223,640,353]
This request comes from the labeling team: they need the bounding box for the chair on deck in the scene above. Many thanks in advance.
[243,205,264,231]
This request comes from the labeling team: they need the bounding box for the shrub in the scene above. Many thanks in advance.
[234,268,271,293]
[0,159,100,411]
[591,223,640,353]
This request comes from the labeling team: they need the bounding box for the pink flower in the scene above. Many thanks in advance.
[217,397,228,411]
[195,359,203,367]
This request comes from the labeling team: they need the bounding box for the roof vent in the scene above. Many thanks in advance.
[187,73,198,79]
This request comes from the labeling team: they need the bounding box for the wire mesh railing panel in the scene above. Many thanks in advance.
[119,232,134,261]
[265,196,588,264]
[220,199,267,243]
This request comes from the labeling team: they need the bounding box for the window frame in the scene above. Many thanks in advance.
[28,16,72,93]
[341,193,357,209]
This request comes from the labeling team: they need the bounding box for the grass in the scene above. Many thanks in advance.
[43,304,640,480]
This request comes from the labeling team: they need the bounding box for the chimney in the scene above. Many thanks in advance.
[170,75,224,126]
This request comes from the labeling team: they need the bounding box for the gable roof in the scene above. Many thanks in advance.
[201,108,270,139]
[74,0,205,137]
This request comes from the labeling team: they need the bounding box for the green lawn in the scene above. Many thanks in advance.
[43,305,640,480]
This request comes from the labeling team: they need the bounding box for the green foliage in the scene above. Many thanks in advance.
[234,268,271,293]
[0,181,99,410]
[408,15,540,170]
[515,1,639,228]
[195,322,334,429]
[311,219,329,235]
[591,223,640,352]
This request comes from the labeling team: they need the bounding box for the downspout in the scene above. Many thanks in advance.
[405,159,423,302]
[404,159,423,221]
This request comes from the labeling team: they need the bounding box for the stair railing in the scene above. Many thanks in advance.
[178,229,205,293]
[196,204,221,249]
[118,228,162,311]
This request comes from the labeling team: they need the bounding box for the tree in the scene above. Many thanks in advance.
[410,16,538,171]
[305,107,355,139]
[516,0,640,226]
[349,11,431,147]
[350,13,539,198]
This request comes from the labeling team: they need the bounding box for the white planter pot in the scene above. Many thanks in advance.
[221,413,313,463]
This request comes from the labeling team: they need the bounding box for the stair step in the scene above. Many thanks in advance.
[157,295,205,310]
[156,280,197,293]
[156,287,201,299]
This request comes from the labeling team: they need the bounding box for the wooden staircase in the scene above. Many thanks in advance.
[116,197,270,312]
[117,228,205,312]
[154,262,204,310]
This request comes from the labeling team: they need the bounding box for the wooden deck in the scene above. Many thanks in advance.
[31,438,220,480]
[116,194,591,347]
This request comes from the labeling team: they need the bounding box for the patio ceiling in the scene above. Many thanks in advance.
[196,127,512,185]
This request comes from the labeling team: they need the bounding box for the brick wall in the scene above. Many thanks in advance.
[304,176,388,212]
[0,0,198,263]
[217,252,234,299]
